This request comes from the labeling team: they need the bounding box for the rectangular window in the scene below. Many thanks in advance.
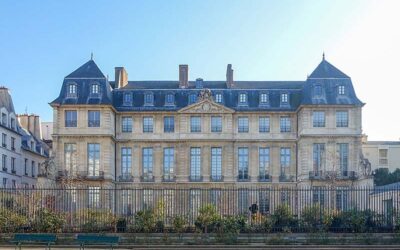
[338,143,349,173]
[260,93,268,104]
[11,157,15,173]
[259,147,270,181]
[65,110,77,127]
[24,159,28,175]
[190,116,201,132]
[88,110,100,127]
[338,85,345,95]
[313,143,325,172]
[164,116,175,133]
[259,116,270,133]
[1,133,6,147]
[313,111,325,127]
[122,116,133,132]
[190,147,201,181]
[121,147,132,175]
[144,93,154,105]
[11,137,15,150]
[87,143,100,176]
[1,155,6,171]
[163,147,175,180]
[215,93,222,103]
[142,148,153,181]
[65,143,77,173]
[280,148,291,177]
[211,147,222,181]
[10,118,15,130]
[238,147,249,181]
[31,161,35,177]
[165,94,174,105]
[336,111,349,127]
[239,93,247,104]
[211,116,222,132]
[281,93,288,103]
[88,187,100,208]
[123,93,132,106]
[379,149,388,165]
[143,117,153,133]
[238,117,249,133]
[1,113,7,126]
[280,116,291,132]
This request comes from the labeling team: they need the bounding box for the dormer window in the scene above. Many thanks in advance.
[215,93,222,103]
[165,93,175,105]
[281,93,288,104]
[144,92,154,106]
[1,113,7,126]
[67,83,77,97]
[314,85,322,96]
[10,118,15,130]
[238,93,247,105]
[123,93,132,106]
[91,83,100,94]
[31,141,35,151]
[260,93,268,105]
[188,93,197,104]
[338,85,345,95]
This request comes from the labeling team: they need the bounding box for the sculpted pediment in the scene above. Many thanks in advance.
[178,99,235,114]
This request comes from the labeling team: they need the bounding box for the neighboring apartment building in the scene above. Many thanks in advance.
[362,138,400,172]
[51,55,372,199]
[0,87,49,188]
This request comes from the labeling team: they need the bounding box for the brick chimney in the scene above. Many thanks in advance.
[179,65,189,88]
[226,64,234,88]
[115,67,128,88]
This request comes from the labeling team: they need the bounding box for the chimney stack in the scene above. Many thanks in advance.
[179,65,189,88]
[115,67,128,88]
[17,114,43,139]
[226,64,234,88]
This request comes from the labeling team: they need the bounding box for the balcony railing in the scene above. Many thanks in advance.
[11,169,16,174]
[77,171,105,180]
[309,170,358,180]
[279,174,295,182]
[237,175,250,182]
[210,175,224,182]
[189,176,203,182]
[141,174,154,182]
[162,175,176,182]
[259,174,272,182]
[119,174,134,182]
[2,167,7,172]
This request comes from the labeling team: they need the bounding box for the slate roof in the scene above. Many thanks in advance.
[309,58,350,78]
[0,87,16,113]
[51,58,364,111]
[65,60,105,78]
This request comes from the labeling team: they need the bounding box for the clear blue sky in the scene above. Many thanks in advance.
[0,0,399,140]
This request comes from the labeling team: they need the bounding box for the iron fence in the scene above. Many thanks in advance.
[0,187,399,233]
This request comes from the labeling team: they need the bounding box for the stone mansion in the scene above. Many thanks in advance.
[50,55,373,194]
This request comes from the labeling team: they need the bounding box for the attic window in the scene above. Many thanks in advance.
[215,93,222,103]
[338,85,345,95]
[281,93,288,104]
[123,93,132,106]
[238,93,247,105]
[144,92,154,106]
[314,85,322,96]
[165,93,174,105]
[91,83,100,94]
[67,84,77,98]
[260,93,268,105]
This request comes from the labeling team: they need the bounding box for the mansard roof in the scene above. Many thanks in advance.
[309,58,350,79]
[65,59,105,78]
[51,57,364,111]
[0,87,16,113]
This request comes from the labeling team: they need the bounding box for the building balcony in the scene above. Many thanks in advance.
[11,169,16,174]
[2,143,6,148]
[189,176,203,182]
[237,175,250,182]
[279,174,295,182]
[309,170,358,181]
[338,171,358,180]
[259,174,272,182]
[162,175,176,182]
[119,174,134,182]
[141,174,154,182]
[210,175,224,182]
[77,171,105,180]
[2,167,7,172]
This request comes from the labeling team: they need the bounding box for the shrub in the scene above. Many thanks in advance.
[215,215,244,243]
[77,209,116,233]
[32,208,65,233]
[130,209,156,233]
[329,209,381,233]
[301,204,331,231]
[0,209,28,233]
[272,204,297,231]
[172,215,187,235]
[194,204,219,234]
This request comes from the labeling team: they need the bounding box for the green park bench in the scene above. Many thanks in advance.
[76,234,119,250]
[12,233,56,250]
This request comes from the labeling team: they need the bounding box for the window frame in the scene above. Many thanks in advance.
[238,117,249,133]
[163,116,175,133]
[190,116,201,133]
[312,111,326,127]
[88,110,101,127]
[65,110,77,127]
[336,111,349,127]
[211,116,222,133]
[259,116,270,133]
[280,116,291,132]
[143,116,154,133]
[121,116,133,133]
[238,93,248,105]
